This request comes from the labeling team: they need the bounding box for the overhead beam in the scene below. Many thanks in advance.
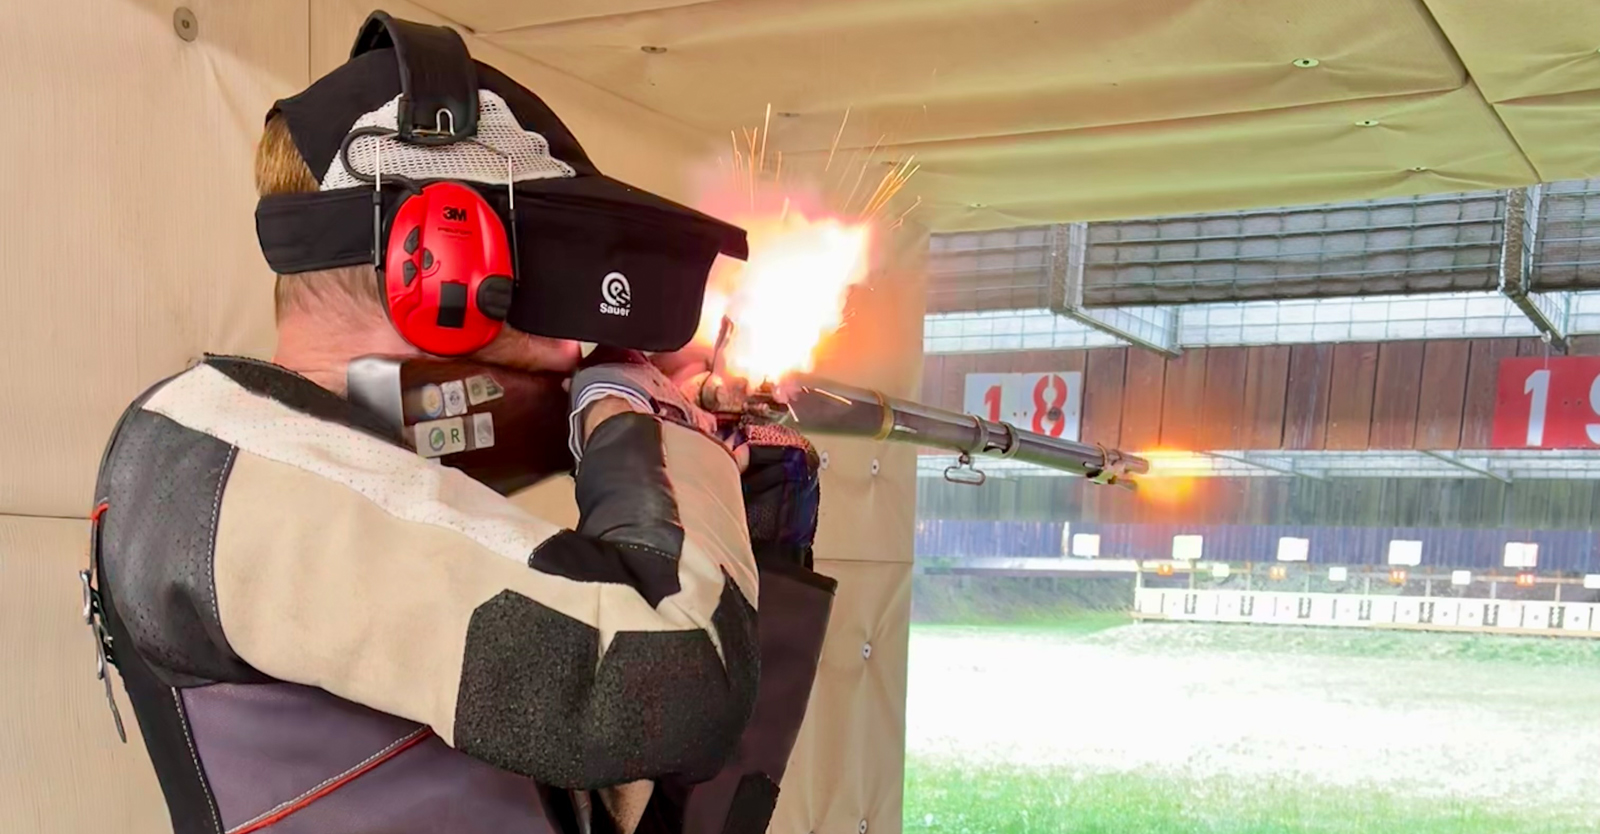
[1048,223,1183,357]
[1421,450,1512,483]
[1500,185,1570,351]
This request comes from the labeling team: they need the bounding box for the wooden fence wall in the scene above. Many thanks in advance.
[921,337,1600,451]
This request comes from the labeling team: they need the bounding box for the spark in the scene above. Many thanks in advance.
[693,107,924,383]
[824,106,851,173]
[864,156,918,219]
[842,133,888,215]
[890,196,923,229]
[758,103,771,180]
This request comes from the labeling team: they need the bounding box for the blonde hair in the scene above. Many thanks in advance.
[255,113,384,322]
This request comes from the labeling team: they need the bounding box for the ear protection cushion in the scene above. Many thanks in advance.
[380,182,513,356]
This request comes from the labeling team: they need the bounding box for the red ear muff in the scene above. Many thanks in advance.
[381,181,512,357]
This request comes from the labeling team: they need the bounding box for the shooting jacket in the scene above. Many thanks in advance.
[87,355,834,834]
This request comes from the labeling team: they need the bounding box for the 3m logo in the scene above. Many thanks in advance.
[443,206,468,222]
[599,271,632,317]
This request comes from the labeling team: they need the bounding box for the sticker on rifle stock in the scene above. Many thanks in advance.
[472,412,495,450]
[418,384,445,419]
[442,380,468,416]
[415,417,467,458]
[466,374,504,406]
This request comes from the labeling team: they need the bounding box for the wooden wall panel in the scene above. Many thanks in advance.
[925,336,1533,452]
[1081,348,1127,448]
[1243,345,1291,449]
[1369,341,1426,449]
[1325,343,1379,450]
[1058,351,1088,378]
[1567,335,1600,356]
[1159,349,1209,449]
[1517,337,1554,358]
[1121,348,1166,450]
[1461,339,1520,448]
[1283,344,1335,450]
[1198,347,1248,449]
[1415,340,1472,449]
[939,353,976,412]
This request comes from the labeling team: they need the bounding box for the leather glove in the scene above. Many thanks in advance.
[738,422,821,570]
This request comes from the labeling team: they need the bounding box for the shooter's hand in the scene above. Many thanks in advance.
[740,422,821,569]
[568,358,749,469]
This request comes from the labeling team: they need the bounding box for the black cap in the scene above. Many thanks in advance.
[263,13,744,260]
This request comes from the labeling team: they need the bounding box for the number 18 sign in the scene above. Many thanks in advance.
[1492,357,1600,448]
[962,372,1083,440]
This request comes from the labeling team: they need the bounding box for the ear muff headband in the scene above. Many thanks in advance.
[335,15,515,358]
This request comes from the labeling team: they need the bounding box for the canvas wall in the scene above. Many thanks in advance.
[0,1,921,831]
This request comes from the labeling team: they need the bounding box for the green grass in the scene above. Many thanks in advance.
[1076,621,1600,667]
[904,758,1586,834]
[912,574,1134,626]
[913,609,1131,636]
[912,615,1600,666]
[906,576,1600,832]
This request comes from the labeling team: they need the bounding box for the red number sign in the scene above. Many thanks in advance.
[1491,357,1600,448]
[963,372,1083,441]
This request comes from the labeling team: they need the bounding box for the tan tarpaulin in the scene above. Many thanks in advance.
[1,1,918,832]
[407,0,1600,229]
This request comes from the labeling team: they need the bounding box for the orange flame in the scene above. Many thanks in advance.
[689,106,916,383]
[1133,450,1209,507]
[696,209,872,381]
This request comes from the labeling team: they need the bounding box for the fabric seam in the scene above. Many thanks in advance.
[207,446,238,627]
[172,687,224,834]
[226,726,432,833]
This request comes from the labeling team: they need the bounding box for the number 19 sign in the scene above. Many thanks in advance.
[963,372,1083,440]
[1492,357,1600,448]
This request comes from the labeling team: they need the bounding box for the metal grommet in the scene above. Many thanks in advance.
[641,45,668,54]
[861,642,872,659]
[819,451,830,471]
[1355,119,1380,127]
[859,819,869,834]
[1292,58,1319,68]
[173,7,198,41]
[1410,166,1430,172]
[870,458,880,476]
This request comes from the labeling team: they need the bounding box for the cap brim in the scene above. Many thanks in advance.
[514,174,748,261]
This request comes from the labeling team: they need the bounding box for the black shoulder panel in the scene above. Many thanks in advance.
[529,532,681,608]
[453,578,758,789]
[96,585,227,834]
[203,355,398,443]
[573,412,685,559]
[100,410,265,687]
